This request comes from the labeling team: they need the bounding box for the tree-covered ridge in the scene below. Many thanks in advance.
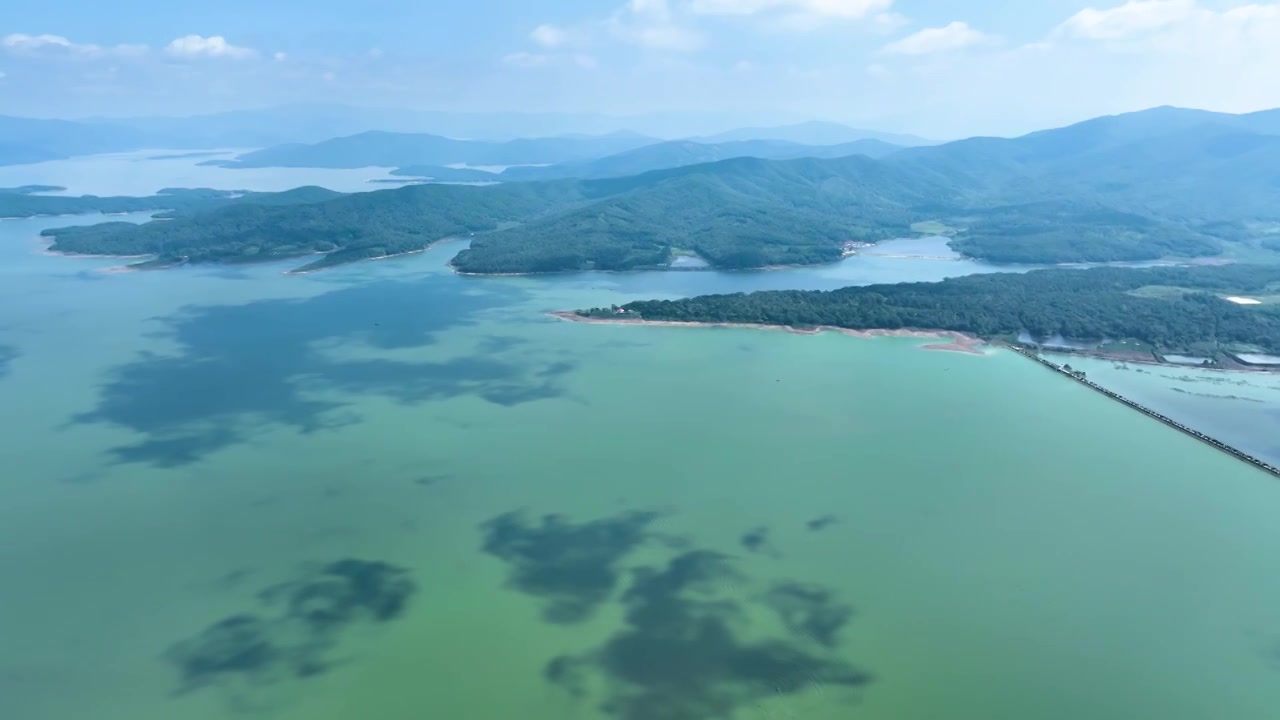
[4,186,344,220]
[947,202,1222,264]
[452,155,945,273]
[617,264,1280,353]
[44,180,588,268]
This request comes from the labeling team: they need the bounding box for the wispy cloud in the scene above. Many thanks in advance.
[165,35,256,60]
[882,21,991,55]
[2,33,147,57]
[1053,0,1195,40]
[688,0,892,19]
[530,24,572,48]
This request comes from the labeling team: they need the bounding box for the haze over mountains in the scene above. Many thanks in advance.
[35,104,1280,275]
[0,104,934,167]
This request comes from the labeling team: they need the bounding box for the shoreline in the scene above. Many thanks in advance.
[549,312,1280,372]
[548,312,988,355]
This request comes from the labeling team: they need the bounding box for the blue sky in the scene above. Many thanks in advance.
[2,0,1278,137]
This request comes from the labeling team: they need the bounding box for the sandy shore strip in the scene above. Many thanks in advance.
[549,311,988,355]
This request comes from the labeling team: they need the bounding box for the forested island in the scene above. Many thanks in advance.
[581,264,1280,356]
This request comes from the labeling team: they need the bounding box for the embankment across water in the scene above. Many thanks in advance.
[1008,345,1280,478]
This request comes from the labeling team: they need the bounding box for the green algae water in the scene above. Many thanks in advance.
[2,214,1280,720]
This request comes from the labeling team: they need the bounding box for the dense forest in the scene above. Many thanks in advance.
[45,181,587,267]
[452,156,925,273]
[615,265,1280,353]
[948,202,1223,264]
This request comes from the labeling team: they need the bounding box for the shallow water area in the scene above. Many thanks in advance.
[2,205,1280,720]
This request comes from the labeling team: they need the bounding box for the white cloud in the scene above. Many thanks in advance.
[688,0,892,18]
[531,24,571,48]
[3,33,74,52]
[521,0,702,54]
[1054,0,1195,40]
[0,71,6,79]
[1051,0,1280,50]
[273,51,287,62]
[165,35,256,60]
[2,33,147,57]
[883,21,991,55]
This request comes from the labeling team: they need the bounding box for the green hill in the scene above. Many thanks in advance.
[45,181,588,270]
[454,155,947,273]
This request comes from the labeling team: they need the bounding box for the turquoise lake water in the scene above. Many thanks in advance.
[1,158,1279,720]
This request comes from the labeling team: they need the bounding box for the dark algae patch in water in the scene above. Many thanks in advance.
[167,559,415,701]
[0,344,16,379]
[73,277,576,466]
[482,510,871,720]
[547,551,870,720]
[481,510,660,623]
[763,582,854,649]
[805,514,840,532]
[739,526,771,554]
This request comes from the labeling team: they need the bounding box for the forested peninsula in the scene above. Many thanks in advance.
[591,265,1280,355]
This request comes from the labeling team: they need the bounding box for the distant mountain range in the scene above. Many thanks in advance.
[40,105,1280,275]
[691,121,931,147]
[482,138,903,182]
[205,130,664,169]
[0,104,931,166]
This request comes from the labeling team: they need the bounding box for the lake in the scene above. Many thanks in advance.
[0,150,410,196]
[1,182,1280,719]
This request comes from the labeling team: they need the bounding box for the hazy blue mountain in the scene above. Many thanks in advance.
[496,138,903,181]
[694,121,934,147]
[0,115,152,165]
[80,105,814,143]
[886,106,1280,220]
[209,130,663,169]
